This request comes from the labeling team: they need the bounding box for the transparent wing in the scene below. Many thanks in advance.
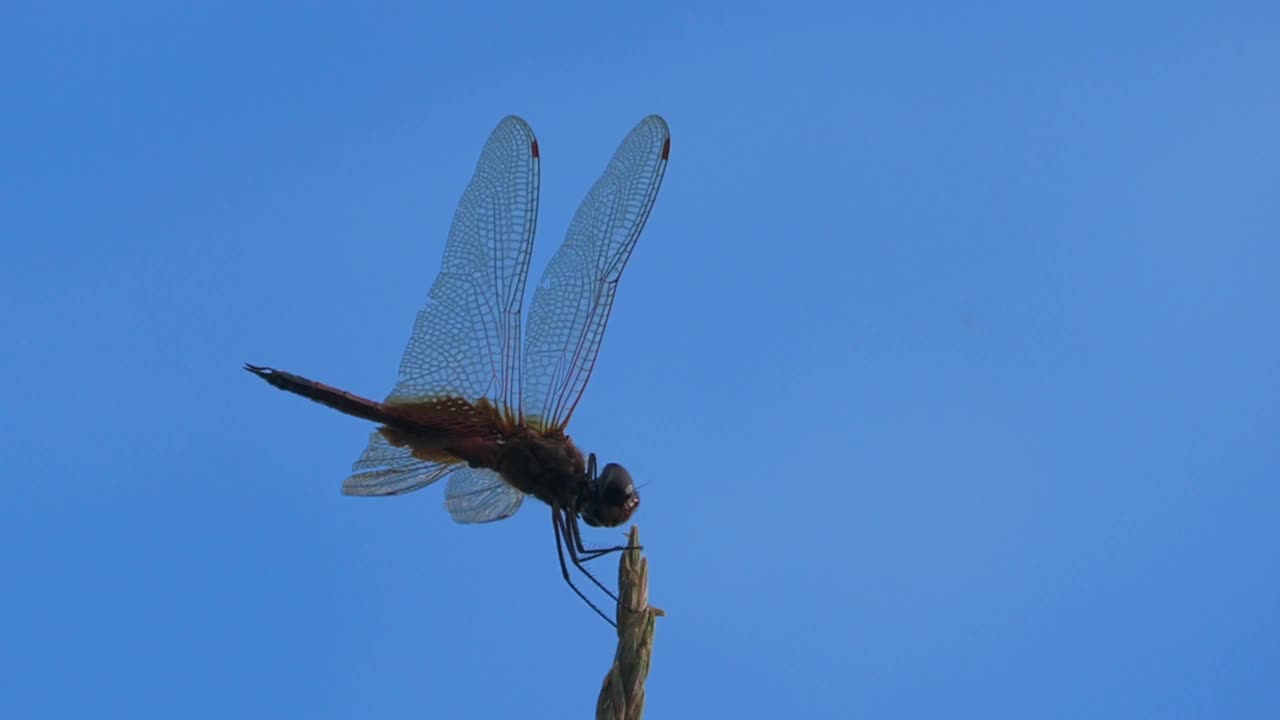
[521,115,670,430]
[342,430,461,496]
[387,116,540,420]
[444,467,525,523]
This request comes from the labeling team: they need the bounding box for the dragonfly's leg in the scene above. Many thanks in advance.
[567,514,633,563]
[561,511,624,604]
[562,513,647,618]
[551,505,616,628]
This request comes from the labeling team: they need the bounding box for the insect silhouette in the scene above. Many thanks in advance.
[247,115,670,625]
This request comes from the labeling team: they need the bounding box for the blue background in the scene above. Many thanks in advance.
[3,2,1277,717]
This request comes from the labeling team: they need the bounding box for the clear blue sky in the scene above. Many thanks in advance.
[3,2,1277,717]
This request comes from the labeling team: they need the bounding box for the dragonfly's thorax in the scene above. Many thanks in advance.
[495,426,589,508]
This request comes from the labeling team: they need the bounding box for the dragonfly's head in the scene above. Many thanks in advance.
[581,462,639,527]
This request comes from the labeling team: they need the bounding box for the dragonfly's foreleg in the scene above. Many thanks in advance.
[551,505,616,628]
[561,511,648,620]
[567,514,633,563]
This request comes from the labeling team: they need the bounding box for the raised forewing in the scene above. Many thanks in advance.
[444,467,525,523]
[342,430,461,496]
[386,116,540,421]
[521,115,670,430]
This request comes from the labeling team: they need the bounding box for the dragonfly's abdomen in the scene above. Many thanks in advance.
[380,397,510,468]
[244,365,389,424]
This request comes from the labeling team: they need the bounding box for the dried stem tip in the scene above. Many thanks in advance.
[596,526,663,720]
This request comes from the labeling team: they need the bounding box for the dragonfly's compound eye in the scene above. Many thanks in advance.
[600,463,634,503]
[582,463,639,527]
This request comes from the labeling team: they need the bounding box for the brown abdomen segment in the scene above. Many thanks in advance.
[244,364,392,424]
[244,364,504,463]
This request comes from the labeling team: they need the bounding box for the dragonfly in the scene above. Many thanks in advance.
[246,115,670,625]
